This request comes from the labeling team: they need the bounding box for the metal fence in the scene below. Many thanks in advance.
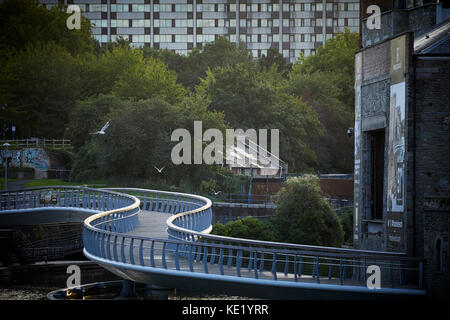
[0,138,71,148]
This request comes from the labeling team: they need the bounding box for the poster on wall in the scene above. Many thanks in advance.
[387,35,406,214]
[387,35,407,250]
[387,81,405,212]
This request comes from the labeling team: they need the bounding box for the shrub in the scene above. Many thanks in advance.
[272,174,344,247]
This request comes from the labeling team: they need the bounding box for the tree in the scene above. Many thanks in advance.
[288,29,359,173]
[0,0,94,57]
[179,37,254,88]
[258,48,292,76]
[196,62,322,171]
[273,175,344,247]
[2,42,84,137]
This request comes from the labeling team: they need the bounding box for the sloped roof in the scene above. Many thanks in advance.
[414,18,450,54]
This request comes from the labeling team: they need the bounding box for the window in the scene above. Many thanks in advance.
[240,4,246,12]
[154,35,172,42]
[132,5,150,12]
[261,34,267,42]
[230,4,236,12]
[304,19,310,26]
[175,35,194,42]
[133,35,150,43]
[230,34,236,42]
[175,4,193,12]
[282,50,289,58]
[316,19,322,27]
[261,19,268,27]
[230,19,236,27]
[91,20,107,28]
[111,20,129,28]
[304,34,310,42]
[252,19,258,27]
[338,18,345,27]
[282,34,289,42]
[316,3,323,11]
[436,239,443,272]
[326,3,333,11]
[93,35,108,43]
[305,3,311,11]
[273,34,279,42]
[317,34,323,42]
[370,130,385,220]
[327,18,333,27]
[240,19,246,27]
[111,4,128,12]
[175,20,193,27]
[90,4,107,12]
[155,4,171,12]
[273,19,279,27]
[252,4,258,12]
[133,20,150,27]
[154,20,172,28]
[252,35,258,43]
[282,4,289,12]
[283,19,289,27]
[261,4,267,12]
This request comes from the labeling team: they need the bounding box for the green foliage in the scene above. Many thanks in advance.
[212,217,276,242]
[44,147,74,169]
[197,62,322,171]
[273,175,344,247]
[2,42,84,137]
[259,48,292,76]
[288,29,359,173]
[0,0,94,56]
[336,207,353,244]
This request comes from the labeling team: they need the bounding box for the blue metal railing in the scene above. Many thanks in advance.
[1,187,425,294]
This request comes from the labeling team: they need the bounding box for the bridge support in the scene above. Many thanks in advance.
[119,279,137,298]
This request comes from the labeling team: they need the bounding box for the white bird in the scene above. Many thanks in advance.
[213,190,221,196]
[90,120,111,135]
[154,166,165,173]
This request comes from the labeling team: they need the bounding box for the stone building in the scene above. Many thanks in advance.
[353,0,450,298]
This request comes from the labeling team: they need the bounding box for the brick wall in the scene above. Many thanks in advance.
[410,57,450,299]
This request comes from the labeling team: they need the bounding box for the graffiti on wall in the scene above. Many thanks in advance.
[23,148,50,170]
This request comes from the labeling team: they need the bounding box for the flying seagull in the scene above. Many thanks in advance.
[90,120,111,135]
[154,166,165,173]
[212,190,221,196]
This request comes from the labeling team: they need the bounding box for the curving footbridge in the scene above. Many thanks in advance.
[0,186,426,299]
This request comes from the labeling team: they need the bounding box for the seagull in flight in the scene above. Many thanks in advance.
[90,120,111,135]
[154,166,165,173]
[212,190,221,196]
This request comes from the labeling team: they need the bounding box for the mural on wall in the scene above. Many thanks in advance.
[387,82,406,212]
[23,148,50,171]
[353,52,363,242]
[386,34,407,250]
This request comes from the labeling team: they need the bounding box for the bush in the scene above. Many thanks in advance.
[272,174,344,247]
[212,217,276,242]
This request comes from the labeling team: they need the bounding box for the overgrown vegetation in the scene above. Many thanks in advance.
[212,175,346,248]
[0,0,359,193]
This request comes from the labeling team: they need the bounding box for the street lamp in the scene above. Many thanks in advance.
[3,142,10,191]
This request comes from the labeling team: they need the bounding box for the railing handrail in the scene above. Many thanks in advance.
[104,188,412,260]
